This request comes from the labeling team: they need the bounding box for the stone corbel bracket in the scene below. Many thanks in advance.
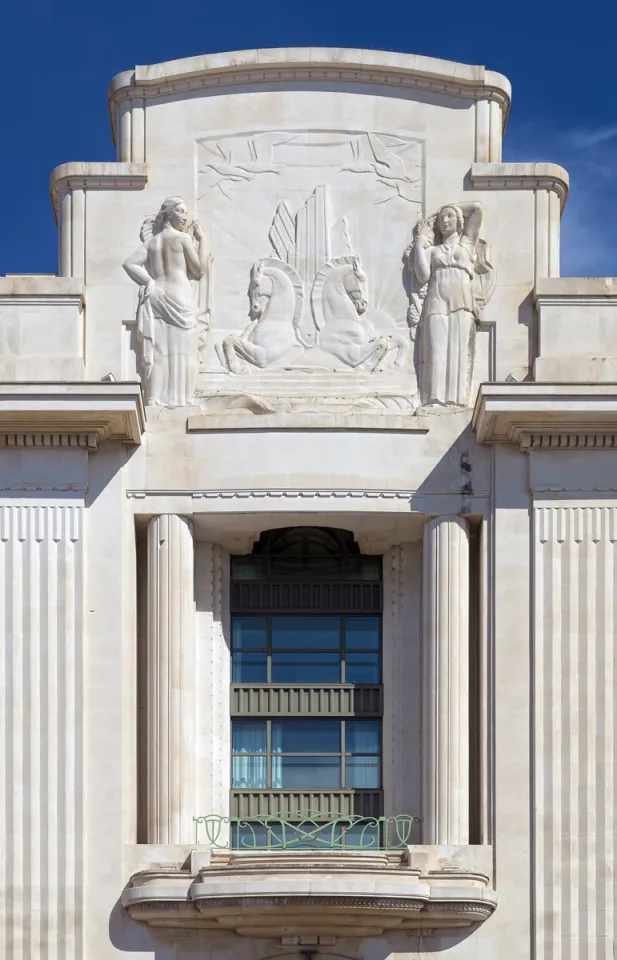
[49,162,149,279]
[108,48,511,163]
[0,382,145,450]
[472,382,617,451]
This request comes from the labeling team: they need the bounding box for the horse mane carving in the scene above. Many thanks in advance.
[310,256,365,334]
[254,256,306,346]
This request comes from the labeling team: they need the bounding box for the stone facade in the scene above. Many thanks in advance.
[0,46,614,959]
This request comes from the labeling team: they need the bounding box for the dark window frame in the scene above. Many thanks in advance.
[231,613,382,685]
[231,717,382,790]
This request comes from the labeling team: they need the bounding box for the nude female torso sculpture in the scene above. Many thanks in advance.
[123,197,209,408]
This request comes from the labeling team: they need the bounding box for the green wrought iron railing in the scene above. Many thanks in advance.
[193,811,421,849]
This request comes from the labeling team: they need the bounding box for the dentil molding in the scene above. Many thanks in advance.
[472,382,617,449]
[0,382,145,446]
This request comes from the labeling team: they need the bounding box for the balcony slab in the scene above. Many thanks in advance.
[122,847,496,939]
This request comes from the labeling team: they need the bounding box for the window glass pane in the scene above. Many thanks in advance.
[232,616,267,649]
[345,616,381,649]
[232,720,267,753]
[232,756,267,788]
[272,719,340,754]
[346,720,381,754]
[276,756,340,788]
[271,616,340,649]
[231,558,268,580]
[272,652,340,683]
[345,653,381,683]
[345,756,380,788]
[343,557,382,581]
[232,652,267,683]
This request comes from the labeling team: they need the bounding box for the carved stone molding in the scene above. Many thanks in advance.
[470,162,569,210]
[49,162,149,222]
[109,49,511,140]
[0,432,98,450]
[0,382,145,446]
[521,433,617,451]
[472,383,617,449]
[126,488,416,500]
[122,846,497,938]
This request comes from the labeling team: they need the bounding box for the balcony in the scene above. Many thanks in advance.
[122,813,497,940]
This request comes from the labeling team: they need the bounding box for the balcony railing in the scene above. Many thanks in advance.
[193,811,421,849]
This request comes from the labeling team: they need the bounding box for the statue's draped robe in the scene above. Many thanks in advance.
[420,235,478,406]
[137,286,198,407]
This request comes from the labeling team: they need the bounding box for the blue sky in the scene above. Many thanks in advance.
[2,0,616,276]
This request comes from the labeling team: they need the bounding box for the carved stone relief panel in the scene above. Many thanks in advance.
[194,127,424,413]
[122,134,495,413]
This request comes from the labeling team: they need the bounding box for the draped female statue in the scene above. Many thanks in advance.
[408,203,494,407]
[123,197,209,408]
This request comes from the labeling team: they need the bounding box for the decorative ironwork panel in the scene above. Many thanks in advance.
[194,811,421,849]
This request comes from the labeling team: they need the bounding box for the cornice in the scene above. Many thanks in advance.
[0,382,145,446]
[126,488,415,500]
[472,382,617,449]
[470,162,569,211]
[108,48,511,144]
[534,276,617,306]
[49,162,149,222]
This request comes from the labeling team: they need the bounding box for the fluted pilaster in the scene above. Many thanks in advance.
[0,504,84,959]
[146,514,195,843]
[422,515,470,844]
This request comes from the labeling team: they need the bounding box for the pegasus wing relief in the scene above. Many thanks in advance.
[269,201,296,262]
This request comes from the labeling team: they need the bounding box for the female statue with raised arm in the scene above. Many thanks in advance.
[123,197,209,408]
[408,202,494,407]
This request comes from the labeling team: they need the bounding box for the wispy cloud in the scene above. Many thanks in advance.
[566,125,617,150]
[504,120,617,277]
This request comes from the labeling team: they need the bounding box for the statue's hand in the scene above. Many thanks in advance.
[413,218,434,249]
[143,278,156,299]
[191,221,205,242]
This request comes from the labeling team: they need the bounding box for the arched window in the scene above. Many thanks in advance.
[229,528,383,847]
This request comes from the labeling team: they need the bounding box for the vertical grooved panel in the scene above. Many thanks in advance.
[534,504,616,960]
[0,504,83,959]
[422,517,470,844]
[195,543,231,824]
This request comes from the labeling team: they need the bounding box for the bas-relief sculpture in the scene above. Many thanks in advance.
[123,142,495,412]
[218,185,410,375]
[407,204,495,407]
[123,197,210,408]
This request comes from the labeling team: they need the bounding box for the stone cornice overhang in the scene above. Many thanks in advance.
[471,163,569,212]
[108,47,511,144]
[473,382,617,450]
[49,162,149,224]
[0,382,145,448]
